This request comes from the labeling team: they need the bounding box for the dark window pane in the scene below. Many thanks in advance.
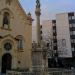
[3,12,10,29]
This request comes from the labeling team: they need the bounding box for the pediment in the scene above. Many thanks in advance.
[0,34,17,49]
[0,8,13,15]
[16,0,27,16]
[0,8,14,19]
[0,0,32,25]
[13,0,32,21]
[0,34,16,42]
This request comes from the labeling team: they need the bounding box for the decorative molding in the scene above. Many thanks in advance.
[1,34,16,41]
[17,49,24,52]
[0,27,12,31]
[6,0,12,5]
[0,8,14,18]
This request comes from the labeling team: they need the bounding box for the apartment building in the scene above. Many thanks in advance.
[56,12,75,67]
[41,20,58,67]
[41,12,75,68]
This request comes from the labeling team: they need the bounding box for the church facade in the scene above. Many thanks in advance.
[0,0,32,74]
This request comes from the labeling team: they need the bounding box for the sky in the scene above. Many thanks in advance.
[19,0,75,24]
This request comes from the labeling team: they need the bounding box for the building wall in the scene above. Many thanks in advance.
[0,0,32,72]
[42,20,53,40]
[68,12,75,57]
[56,13,72,57]
[52,20,58,57]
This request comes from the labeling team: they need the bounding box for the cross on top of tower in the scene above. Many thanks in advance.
[36,0,40,8]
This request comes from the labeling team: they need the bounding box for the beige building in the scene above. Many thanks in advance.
[0,0,32,74]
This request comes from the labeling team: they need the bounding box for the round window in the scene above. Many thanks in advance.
[4,42,12,51]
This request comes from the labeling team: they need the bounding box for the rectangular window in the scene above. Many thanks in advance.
[47,43,49,47]
[71,39,73,43]
[70,35,75,39]
[71,39,75,43]
[3,12,10,29]
[70,24,72,27]
[40,31,42,34]
[74,39,75,43]
[72,24,75,27]
[68,12,74,16]
[40,25,42,28]
[53,43,57,46]
[68,16,72,20]
[62,39,66,47]
[53,36,56,39]
[72,47,74,51]
[17,39,23,50]
[69,24,75,28]
[70,31,75,35]
[73,31,75,35]
[53,30,56,33]
[69,20,75,24]
[72,16,75,20]
[53,23,56,26]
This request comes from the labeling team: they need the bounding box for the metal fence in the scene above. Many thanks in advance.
[48,71,75,75]
[6,68,75,75]
[48,68,75,75]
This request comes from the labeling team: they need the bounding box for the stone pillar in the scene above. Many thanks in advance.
[35,0,41,45]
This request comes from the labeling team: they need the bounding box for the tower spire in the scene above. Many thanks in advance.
[35,0,41,45]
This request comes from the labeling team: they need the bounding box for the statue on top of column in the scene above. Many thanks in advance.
[36,0,40,8]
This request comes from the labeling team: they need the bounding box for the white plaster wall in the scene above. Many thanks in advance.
[42,20,53,40]
[56,13,72,57]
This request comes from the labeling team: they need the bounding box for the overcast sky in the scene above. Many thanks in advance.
[19,0,75,24]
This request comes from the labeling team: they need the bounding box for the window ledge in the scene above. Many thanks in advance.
[18,49,24,52]
[0,27,12,31]
[18,51,24,52]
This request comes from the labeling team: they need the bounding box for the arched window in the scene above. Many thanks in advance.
[6,0,11,5]
[3,12,10,29]
[16,35,24,50]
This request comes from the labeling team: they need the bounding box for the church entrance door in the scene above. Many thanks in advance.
[1,53,12,74]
